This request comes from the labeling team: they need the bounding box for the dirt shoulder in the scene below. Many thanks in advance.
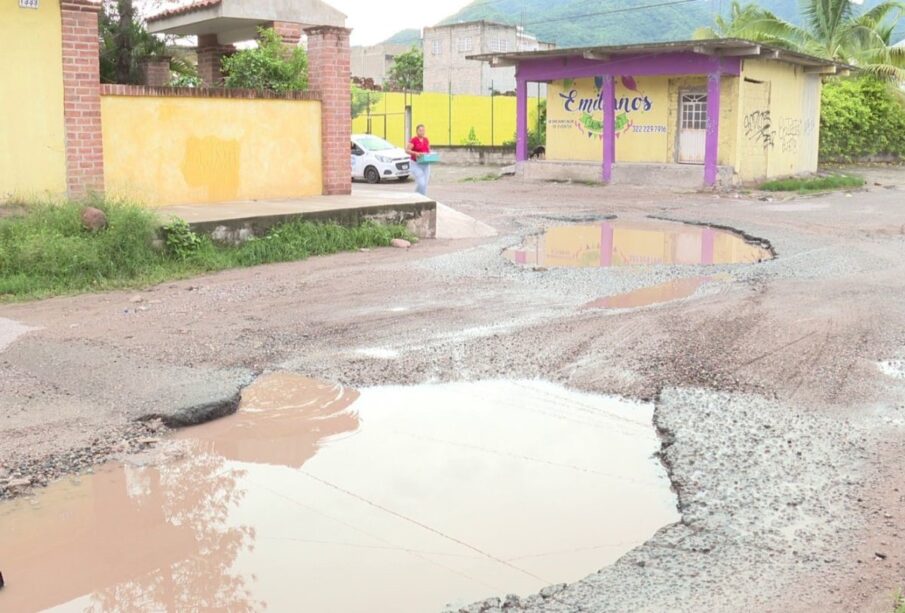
[2,166,905,611]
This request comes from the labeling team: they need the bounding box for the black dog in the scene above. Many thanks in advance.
[530,146,546,160]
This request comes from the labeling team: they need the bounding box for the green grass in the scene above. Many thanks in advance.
[759,174,865,193]
[461,173,502,183]
[895,589,905,613]
[0,199,413,301]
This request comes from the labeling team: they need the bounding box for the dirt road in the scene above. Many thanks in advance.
[1,166,904,611]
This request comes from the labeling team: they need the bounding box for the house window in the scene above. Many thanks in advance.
[488,39,508,53]
[457,37,473,53]
[431,39,442,56]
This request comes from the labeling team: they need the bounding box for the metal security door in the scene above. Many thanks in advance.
[678,92,708,164]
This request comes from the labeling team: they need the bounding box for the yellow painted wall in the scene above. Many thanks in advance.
[664,76,740,168]
[102,96,323,206]
[0,1,67,199]
[351,92,540,147]
[737,59,821,181]
[546,75,740,167]
[547,77,670,163]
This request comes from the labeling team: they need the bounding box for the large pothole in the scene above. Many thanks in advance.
[0,374,678,612]
[504,219,773,269]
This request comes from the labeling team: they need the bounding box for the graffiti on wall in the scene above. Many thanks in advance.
[778,118,802,153]
[744,110,775,150]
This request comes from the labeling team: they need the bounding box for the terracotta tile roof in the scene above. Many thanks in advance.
[147,0,222,22]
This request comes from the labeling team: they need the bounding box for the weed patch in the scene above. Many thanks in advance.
[0,200,413,301]
[759,174,865,193]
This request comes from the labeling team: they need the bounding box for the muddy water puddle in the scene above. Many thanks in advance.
[505,219,772,269]
[0,374,678,612]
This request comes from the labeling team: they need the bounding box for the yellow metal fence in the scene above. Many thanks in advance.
[352,91,542,148]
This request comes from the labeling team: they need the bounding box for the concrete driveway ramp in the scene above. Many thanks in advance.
[435,203,498,239]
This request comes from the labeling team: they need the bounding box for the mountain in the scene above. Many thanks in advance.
[424,0,905,47]
[384,28,422,47]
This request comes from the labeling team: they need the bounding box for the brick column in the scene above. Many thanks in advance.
[269,21,303,46]
[197,34,233,86]
[60,0,104,198]
[305,26,352,195]
[139,57,171,87]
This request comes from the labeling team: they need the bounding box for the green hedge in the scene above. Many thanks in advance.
[820,77,905,162]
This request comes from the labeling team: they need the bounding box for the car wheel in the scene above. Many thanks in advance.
[364,166,381,184]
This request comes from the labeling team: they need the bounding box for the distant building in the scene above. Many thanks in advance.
[423,21,554,95]
[351,43,414,87]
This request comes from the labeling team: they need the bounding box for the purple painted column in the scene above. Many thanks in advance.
[600,222,614,267]
[701,227,716,264]
[602,75,615,183]
[704,72,721,187]
[516,77,528,162]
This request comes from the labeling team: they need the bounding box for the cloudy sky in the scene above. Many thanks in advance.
[330,0,473,45]
[142,0,474,46]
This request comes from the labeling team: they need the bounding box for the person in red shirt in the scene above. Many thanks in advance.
[405,124,431,195]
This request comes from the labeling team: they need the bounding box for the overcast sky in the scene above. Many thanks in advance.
[331,0,473,45]
[141,0,474,46]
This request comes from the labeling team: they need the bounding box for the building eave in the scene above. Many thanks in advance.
[468,38,855,72]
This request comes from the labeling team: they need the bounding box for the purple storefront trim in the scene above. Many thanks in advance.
[516,77,528,161]
[516,52,740,82]
[602,75,615,183]
[513,52,741,185]
[704,73,722,187]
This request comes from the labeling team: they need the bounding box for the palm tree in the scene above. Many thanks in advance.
[694,0,905,82]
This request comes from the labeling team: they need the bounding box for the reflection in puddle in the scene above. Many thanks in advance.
[0,376,679,613]
[585,277,709,309]
[505,220,772,268]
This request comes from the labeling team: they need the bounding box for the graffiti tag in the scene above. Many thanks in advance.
[778,118,802,153]
[744,110,775,150]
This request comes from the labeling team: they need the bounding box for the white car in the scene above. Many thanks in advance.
[351,134,411,183]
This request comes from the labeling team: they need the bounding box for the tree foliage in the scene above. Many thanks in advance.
[820,77,905,160]
[694,0,905,82]
[222,28,308,92]
[351,86,382,118]
[99,0,197,85]
[386,48,423,91]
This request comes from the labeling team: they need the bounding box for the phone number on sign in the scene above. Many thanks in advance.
[632,125,667,133]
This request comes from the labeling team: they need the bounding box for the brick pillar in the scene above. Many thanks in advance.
[197,34,233,86]
[305,26,352,196]
[139,57,171,87]
[269,21,303,46]
[60,0,104,198]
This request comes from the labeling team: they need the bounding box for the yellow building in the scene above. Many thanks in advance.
[1,0,350,205]
[0,0,68,199]
[472,39,849,187]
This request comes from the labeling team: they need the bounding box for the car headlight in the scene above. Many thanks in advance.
[376,155,393,163]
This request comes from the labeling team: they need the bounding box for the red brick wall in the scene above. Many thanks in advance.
[306,26,352,196]
[197,34,233,87]
[60,0,104,198]
[271,21,303,46]
[139,58,171,87]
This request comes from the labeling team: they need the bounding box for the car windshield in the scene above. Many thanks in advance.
[356,136,396,152]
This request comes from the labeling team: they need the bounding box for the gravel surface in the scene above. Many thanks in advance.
[1,165,904,610]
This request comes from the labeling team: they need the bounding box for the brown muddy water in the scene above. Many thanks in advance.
[505,220,772,268]
[0,375,679,613]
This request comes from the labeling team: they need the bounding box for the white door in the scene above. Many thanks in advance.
[678,92,708,164]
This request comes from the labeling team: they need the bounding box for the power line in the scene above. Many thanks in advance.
[520,0,707,27]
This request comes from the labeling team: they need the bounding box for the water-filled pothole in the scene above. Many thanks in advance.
[0,375,678,612]
[505,219,772,268]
